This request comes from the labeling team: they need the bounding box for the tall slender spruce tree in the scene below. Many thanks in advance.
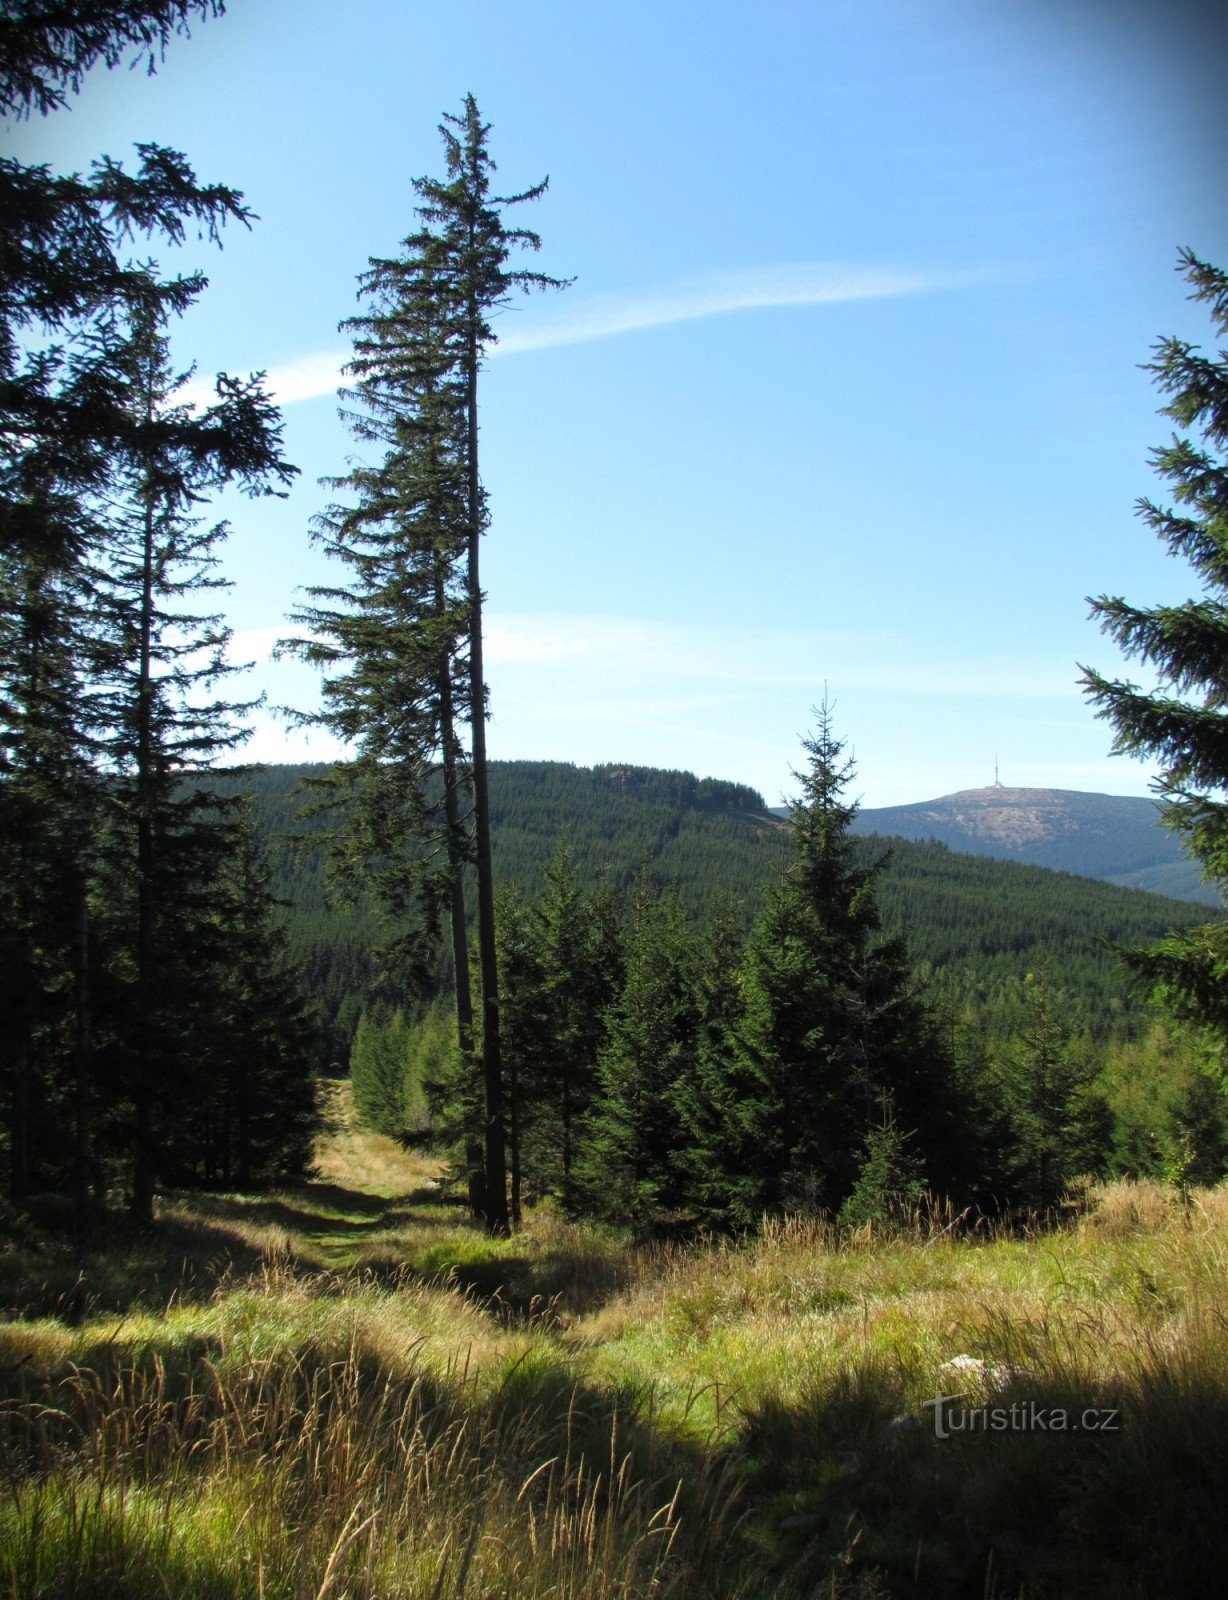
[281,222,486,1210]
[290,96,566,1233]
[416,97,568,1234]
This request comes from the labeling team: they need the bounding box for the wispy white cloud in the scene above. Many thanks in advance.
[484,612,1078,701]
[184,261,985,408]
[223,611,1146,804]
[490,261,982,356]
[180,351,348,413]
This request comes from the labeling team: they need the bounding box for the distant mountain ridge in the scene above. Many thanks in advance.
[837,785,1220,907]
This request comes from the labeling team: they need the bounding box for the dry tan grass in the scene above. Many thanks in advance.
[0,1240,744,1600]
[1077,1176,1186,1239]
[310,1077,443,1198]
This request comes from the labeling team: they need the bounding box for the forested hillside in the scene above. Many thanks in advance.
[222,760,1214,1064]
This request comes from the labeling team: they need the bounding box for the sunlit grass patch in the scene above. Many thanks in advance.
[0,1275,742,1600]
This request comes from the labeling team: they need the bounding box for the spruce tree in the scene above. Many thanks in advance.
[350,1010,412,1141]
[2,0,303,1215]
[577,880,698,1230]
[838,1100,926,1230]
[673,904,749,1230]
[280,243,484,1206]
[415,96,568,1234]
[724,705,958,1221]
[289,96,566,1234]
[0,474,103,1206]
[2,15,257,565]
[0,3,224,118]
[206,806,318,1188]
[496,848,621,1217]
[1082,250,1228,1050]
[494,887,548,1227]
[530,847,620,1207]
[991,966,1106,1212]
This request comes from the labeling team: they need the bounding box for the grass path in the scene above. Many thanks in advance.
[286,1079,454,1265]
[311,1078,442,1203]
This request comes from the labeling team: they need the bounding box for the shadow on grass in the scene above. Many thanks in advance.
[2,1162,637,1338]
[0,1207,276,1323]
[0,1161,464,1319]
[414,1245,632,1323]
[1,1309,749,1597]
[184,1186,389,1236]
[734,1360,1228,1600]
[8,1290,1226,1600]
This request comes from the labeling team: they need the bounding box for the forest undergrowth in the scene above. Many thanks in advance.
[2,1083,1226,1599]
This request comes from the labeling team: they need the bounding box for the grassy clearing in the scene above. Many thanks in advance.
[2,1088,1226,1597]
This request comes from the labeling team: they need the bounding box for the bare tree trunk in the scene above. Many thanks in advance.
[131,450,157,1224]
[464,310,509,1236]
[73,886,92,1237]
[437,611,485,1221]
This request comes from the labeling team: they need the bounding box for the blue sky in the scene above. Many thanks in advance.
[8,0,1228,806]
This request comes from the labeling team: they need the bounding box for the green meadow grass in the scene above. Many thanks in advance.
[3,1088,1226,1598]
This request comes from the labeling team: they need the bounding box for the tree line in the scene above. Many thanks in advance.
[355,712,1226,1226]
[1,4,318,1223]
[219,756,1214,1075]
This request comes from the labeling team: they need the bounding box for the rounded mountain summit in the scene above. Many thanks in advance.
[846,787,1220,907]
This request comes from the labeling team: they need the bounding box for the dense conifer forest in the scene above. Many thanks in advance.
[223,757,1216,1062]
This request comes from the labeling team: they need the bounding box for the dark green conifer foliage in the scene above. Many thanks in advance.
[494,887,548,1228]
[290,96,566,1234]
[205,807,318,1188]
[838,1100,926,1229]
[279,240,481,1200]
[1164,1068,1228,1187]
[0,3,224,118]
[94,293,291,1219]
[350,1010,412,1142]
[990,966,1106,1212]
[0,474,102,1207]
[576,881,697,1229]
[495,849,621,1217]
[672,905,750,1229]
[724,705,957,1220]
[1,7,246,581]
[531,849,620,1207]
[1103,1021,1228,1189]
[1083,251,1228,1048]
[2,0,309,1216]
[415,95,569,1235]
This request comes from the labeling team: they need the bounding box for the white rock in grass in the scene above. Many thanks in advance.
[938,1353,1019,1386]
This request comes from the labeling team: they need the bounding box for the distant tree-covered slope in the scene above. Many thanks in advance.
[489,761,780,909]
[841,786,1220,906]
[218,761,1216,1061]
